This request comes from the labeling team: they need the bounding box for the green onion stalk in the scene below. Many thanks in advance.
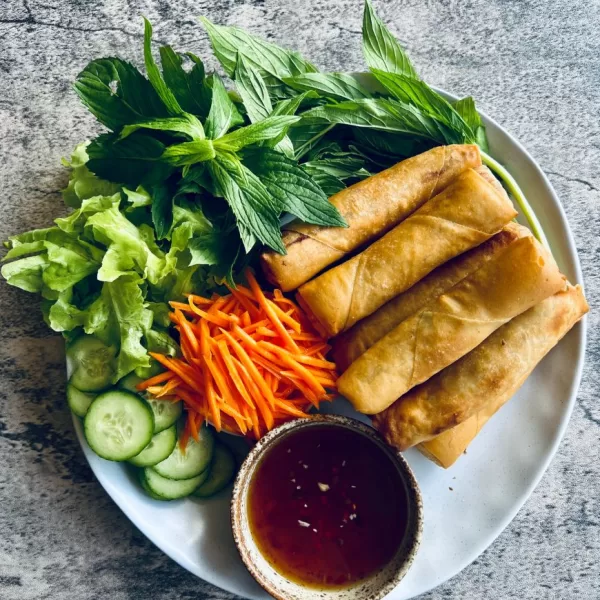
[480,151,550,251]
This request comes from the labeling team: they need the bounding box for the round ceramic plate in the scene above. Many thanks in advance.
[72,78,586,600]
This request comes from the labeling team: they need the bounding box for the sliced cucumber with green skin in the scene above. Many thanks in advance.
[147,398,183,433]
[139,470,167,500]
[84,390,154,461]
[118,372,145,394]
[67,335,117,392]
[118,372,182,433]
[152,425,214,480]
[67,382,96,418]
[143,466,209,500]
[192,443,236,498]
[128,425,177,467]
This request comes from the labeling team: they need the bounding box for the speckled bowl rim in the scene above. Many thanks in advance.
[231,415,423,600]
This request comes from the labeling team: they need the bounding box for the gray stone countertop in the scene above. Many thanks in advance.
[0,1,598,599]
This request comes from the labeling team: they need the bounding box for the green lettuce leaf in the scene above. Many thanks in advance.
[62,143,122,208]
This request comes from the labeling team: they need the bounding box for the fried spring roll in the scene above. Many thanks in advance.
[297,167,517,337]
[260,144,482,291]
[374,284,588,457]
[332,222,531,371]
[338,236,566,415]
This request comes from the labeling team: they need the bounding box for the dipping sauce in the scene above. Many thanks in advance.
[247,425,408,589]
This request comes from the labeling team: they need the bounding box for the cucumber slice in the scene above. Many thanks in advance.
[118,373,182,433]
[67,335,116,392]
[67,382,96,418]
[128,425,177,467]
[143,467,209,500]
[84,390,154,461]
[118,372,144,394]
[147,398,183,433]
[152,425,214,480]
[192,442,236,498]
[139,470,167,500]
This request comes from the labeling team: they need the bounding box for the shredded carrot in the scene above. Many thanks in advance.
[245,271,299,352]
[140,269,338,442]
[136,370,175,390]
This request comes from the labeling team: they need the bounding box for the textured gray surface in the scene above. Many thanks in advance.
[0,0,598,599]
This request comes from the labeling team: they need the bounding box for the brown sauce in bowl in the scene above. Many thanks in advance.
[247,425,408,589]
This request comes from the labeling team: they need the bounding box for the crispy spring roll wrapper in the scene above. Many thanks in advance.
[337,236,567,415]
[332,222,531,371]
[376,284,588,458]
[297,167,517,337]
[260,144,481,292]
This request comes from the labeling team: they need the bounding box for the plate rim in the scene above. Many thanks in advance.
[72,80,587,600]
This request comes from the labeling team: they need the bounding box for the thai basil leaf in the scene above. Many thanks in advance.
[304,98,462,144]
[362,0,417,77]
[199,16,317,97]
[454,96,489,151]
[283,73,371,101]
[371,69,473,142]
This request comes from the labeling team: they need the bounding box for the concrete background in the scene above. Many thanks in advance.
[0,0,598,598]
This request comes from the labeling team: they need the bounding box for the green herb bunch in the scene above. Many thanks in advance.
[2,0,545,381]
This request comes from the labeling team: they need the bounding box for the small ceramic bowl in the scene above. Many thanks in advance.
[231,415,423,600]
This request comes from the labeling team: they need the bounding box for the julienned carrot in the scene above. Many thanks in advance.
[136,370,175,390]
[141,269,338,442]
[245,270,299,352]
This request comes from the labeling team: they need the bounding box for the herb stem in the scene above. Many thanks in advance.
[480,150,550,251]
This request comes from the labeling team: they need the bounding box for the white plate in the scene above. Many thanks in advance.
[72,80,586,600]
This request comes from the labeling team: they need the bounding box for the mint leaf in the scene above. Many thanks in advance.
[305,98,461,144]
[371,69,472,142]
[143,18,183,115]
[213,115,300,152]
[454,96,489,151]
[159,46,210,116]
[160,139,216,166]
[283,73,371,101]
[199,16,317,97]
[209,154,284,253]
[362,0,417,77]
[120,113,205,140]
[235,53,272,123]
[205,74,244,139]
[74,58,167,131]
[243,148,346,226]
[87,132,173,186]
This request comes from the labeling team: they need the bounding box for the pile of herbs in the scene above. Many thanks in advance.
[2,0,537,380]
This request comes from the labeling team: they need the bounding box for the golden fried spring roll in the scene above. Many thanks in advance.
[375,284,588,457]
[338,236,566,414]
[260,144,481,291]
[332,222,531,371]
[297,167,517,337]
